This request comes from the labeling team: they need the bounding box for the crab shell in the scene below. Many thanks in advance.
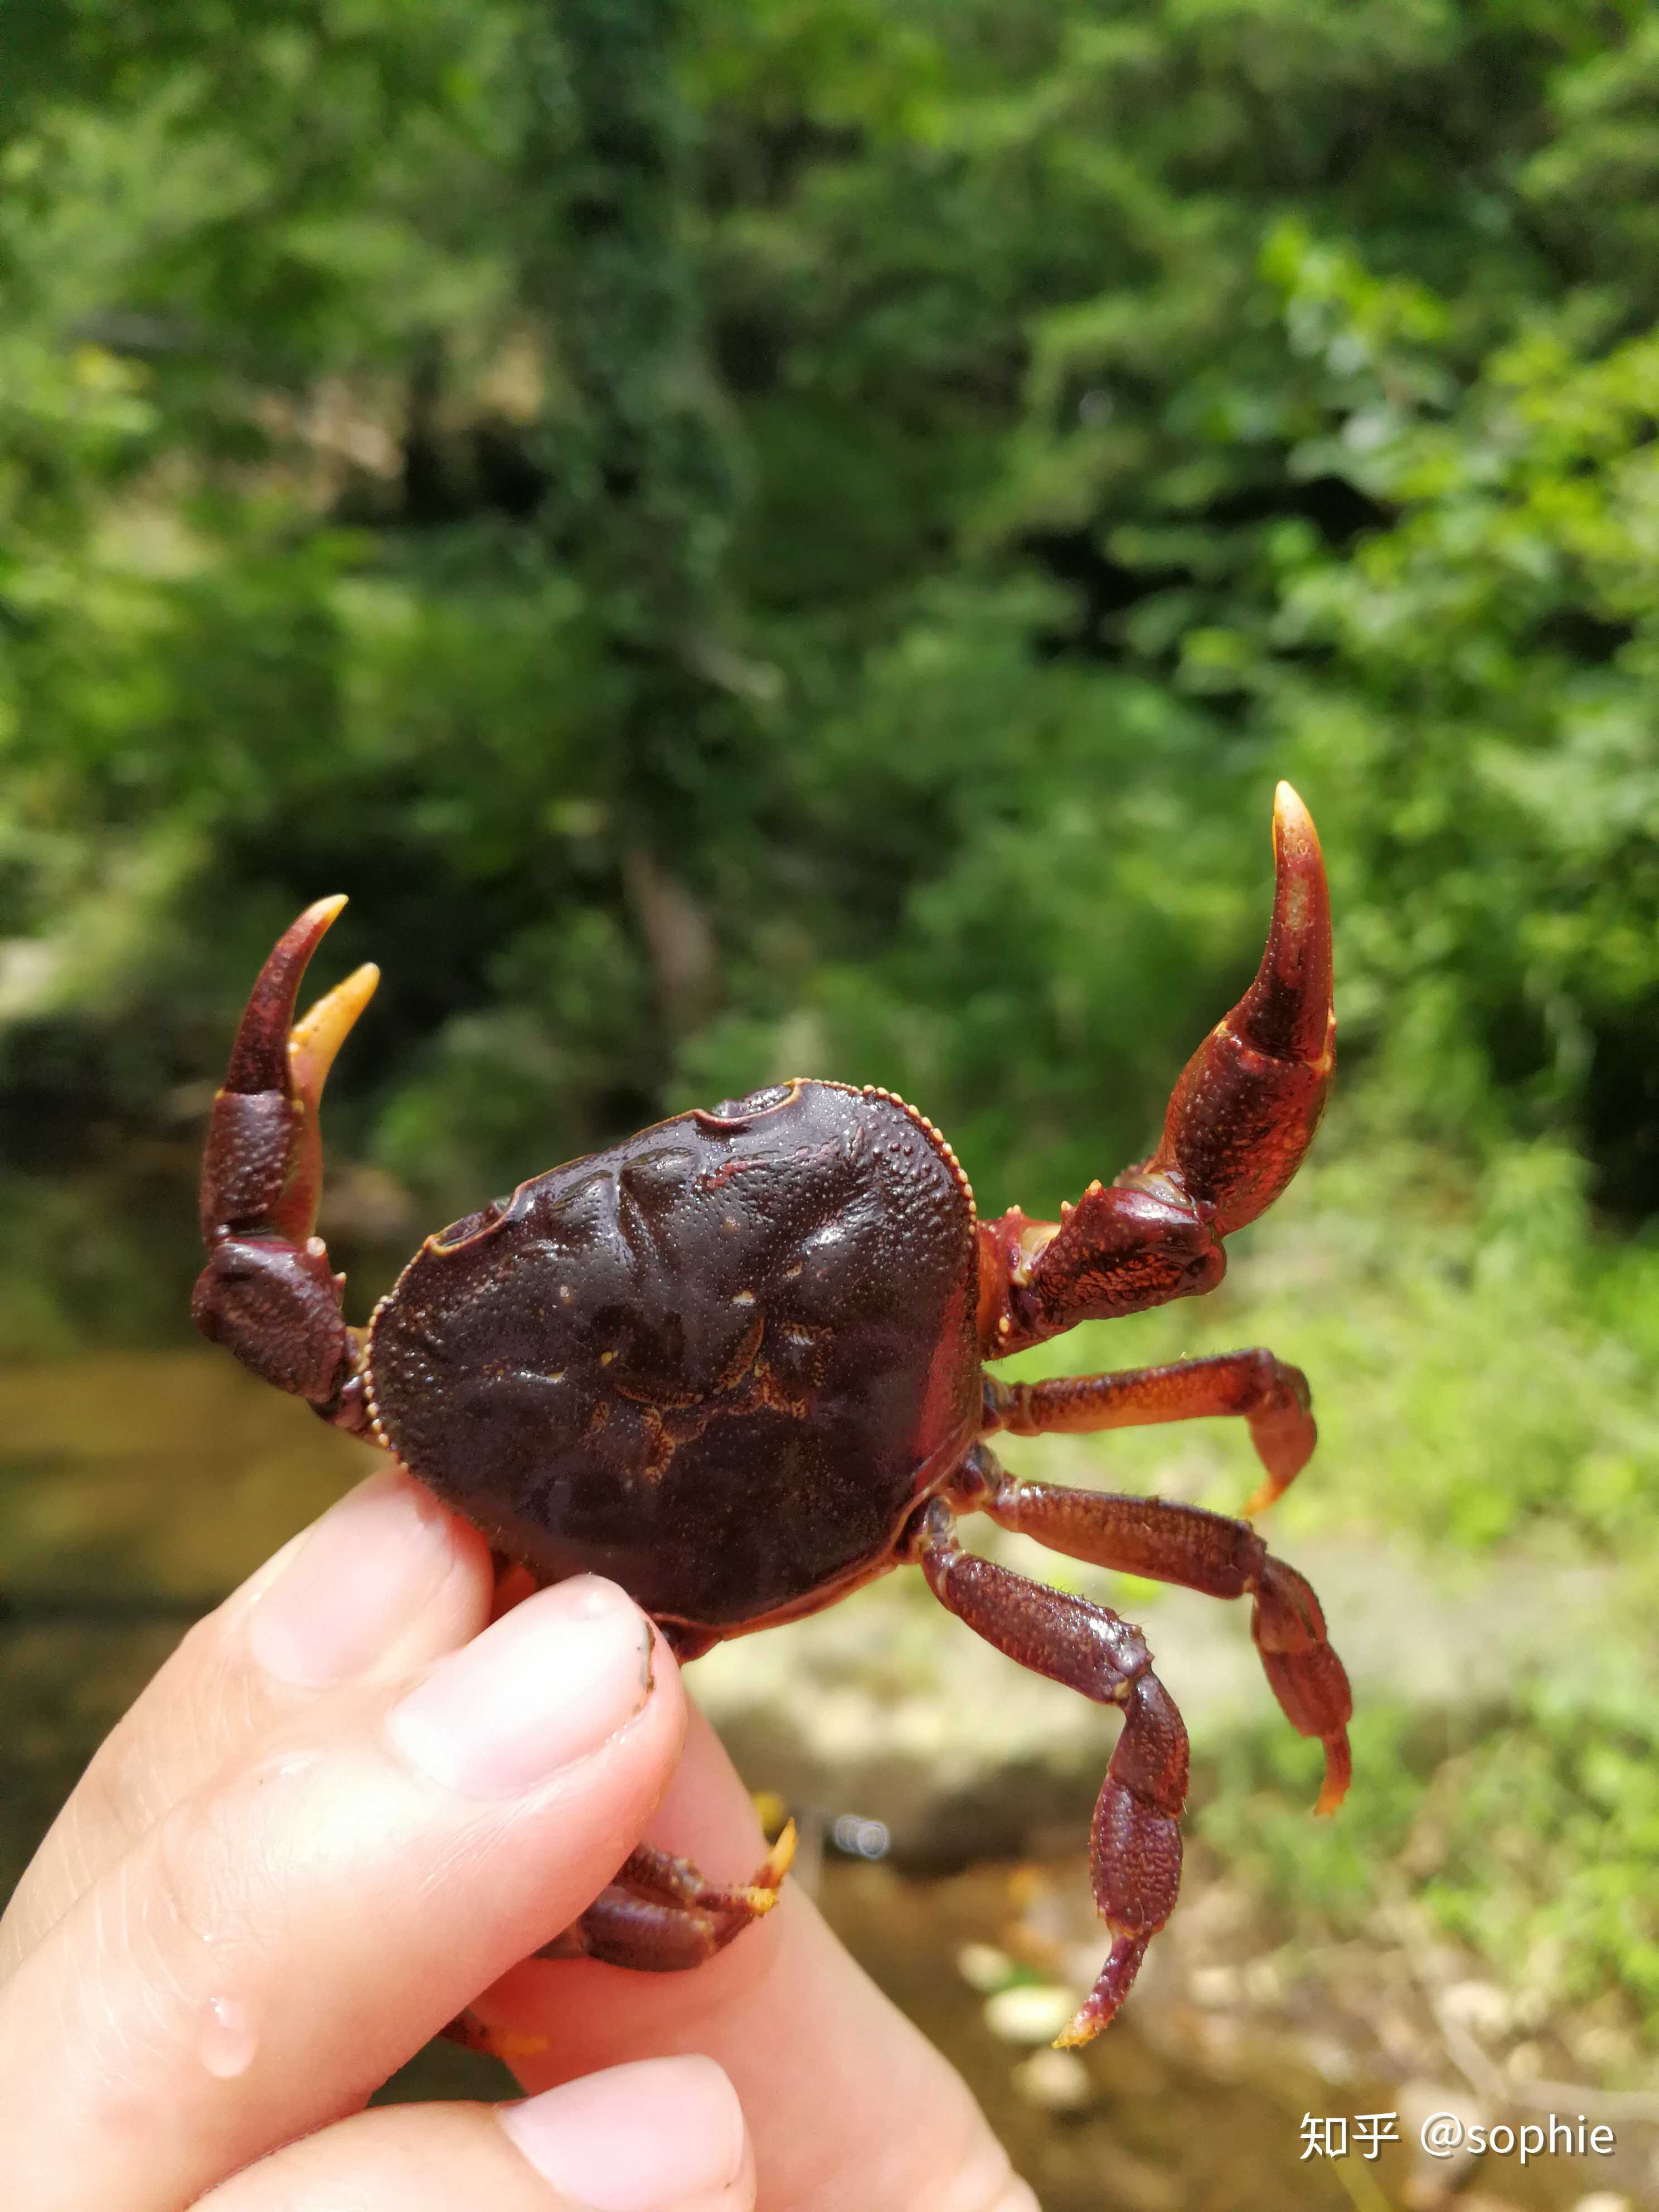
[364,1080,983,1637]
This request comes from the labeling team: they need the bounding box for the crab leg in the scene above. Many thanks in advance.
[531,1825,797,1975]
[907,1497,1187,2045]
[986,1347,1316,1512]
[191,900,379,1414]
[956,1448,1352,1815]
[435,1833,792,2055]
[979,785,1335,1356]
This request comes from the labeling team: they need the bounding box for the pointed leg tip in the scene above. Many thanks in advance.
[489,2029,553,2060]
[1241,1409,1316,1518]
[441,2009,549,2060]
[760,1817,798,1886]
[1054,1983,1119,2048]
[1056,1932,1147,2046]
[1314,1736,1352,1816]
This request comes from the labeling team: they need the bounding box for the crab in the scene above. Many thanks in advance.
[191,782,1350,2047]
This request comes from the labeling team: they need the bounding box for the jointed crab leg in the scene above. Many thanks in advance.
[533,1826,798,1975]
[985,1347,1317,1513]
[191,898,379,1413]
[955,1447,1352,1815]
[447,1824,796,2057]
[908,1497,1188,2047]
[978,784,1335,1356]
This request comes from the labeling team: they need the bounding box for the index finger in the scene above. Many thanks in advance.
[468,1709,1038,2212]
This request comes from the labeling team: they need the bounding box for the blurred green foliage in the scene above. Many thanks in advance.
[4,0,1659,2029]
[6,0,1659,1259]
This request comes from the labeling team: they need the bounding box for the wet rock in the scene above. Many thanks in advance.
[1441,1980,1512,2038]
[957,1942,1016,1993]
[984,1984,1080,2045]
[1011,2048,1095,2113]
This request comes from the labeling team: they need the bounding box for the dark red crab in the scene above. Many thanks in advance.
[192,783,1350,2047]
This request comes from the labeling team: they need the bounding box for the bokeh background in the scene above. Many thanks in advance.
[4,4,1659,2206]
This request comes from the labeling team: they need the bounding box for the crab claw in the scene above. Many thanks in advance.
[192,900,376,1413]
[202,898,378,1246]
[1137,783,1334,1236]
[977,787,1335,1356]
[221,896,345,1094]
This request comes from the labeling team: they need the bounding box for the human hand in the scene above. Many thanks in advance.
[0,1464,1036,2212]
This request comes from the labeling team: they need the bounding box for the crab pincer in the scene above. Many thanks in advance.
[1136,779,1335,1237]
[191,898,377,1412]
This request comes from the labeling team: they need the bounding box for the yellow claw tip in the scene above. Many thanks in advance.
[345,959,382,1012]
[289,960,379,1105]
[762,1816,799,1885]
[1052,2015,1098,2051]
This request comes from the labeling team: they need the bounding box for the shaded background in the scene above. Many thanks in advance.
[4,2,1659,2205]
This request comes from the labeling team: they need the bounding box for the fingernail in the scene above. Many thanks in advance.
[502,2055,749,2212]
[248,1468,462,1688]
[387,1576,653,1796]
